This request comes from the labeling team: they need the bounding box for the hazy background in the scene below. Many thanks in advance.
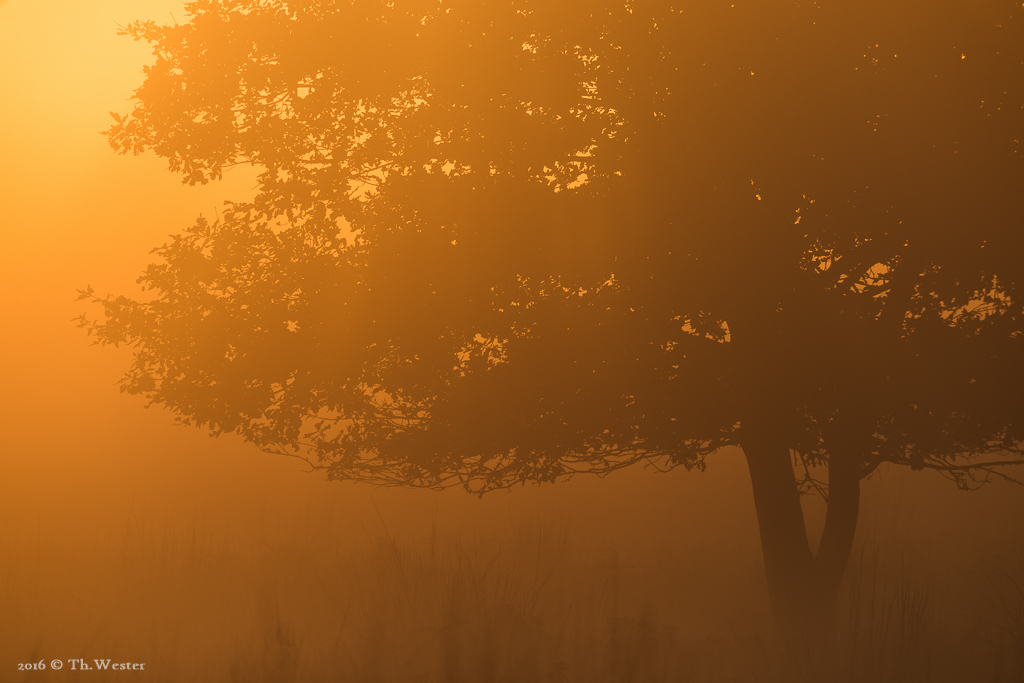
[3,1,1024,679]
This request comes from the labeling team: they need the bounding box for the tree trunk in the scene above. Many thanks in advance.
[742,423,862,645]
[742,430,817,629]
[815,445,861,610]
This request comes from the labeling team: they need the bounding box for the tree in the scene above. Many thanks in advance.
[80,0,1024,642]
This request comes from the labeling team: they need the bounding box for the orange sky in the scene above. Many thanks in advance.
[0,0,742,549]
[0,0,720,542]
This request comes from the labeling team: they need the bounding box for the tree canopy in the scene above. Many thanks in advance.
[80,0,1024,628]
[85,0,1024,488]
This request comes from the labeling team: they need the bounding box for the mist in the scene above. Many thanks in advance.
[3,1,1024,681]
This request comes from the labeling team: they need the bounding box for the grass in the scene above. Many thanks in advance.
[0,512,1022,682]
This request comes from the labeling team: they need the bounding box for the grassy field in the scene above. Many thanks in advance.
[2,504,1023,683]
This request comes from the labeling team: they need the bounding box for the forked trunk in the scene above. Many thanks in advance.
[742,427,862,646]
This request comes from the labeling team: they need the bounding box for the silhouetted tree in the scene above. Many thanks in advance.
[80,0,1024,641]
